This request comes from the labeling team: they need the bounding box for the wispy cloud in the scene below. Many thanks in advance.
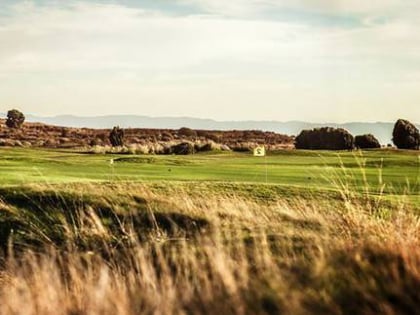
[178,0,416,17]
[0,2,310,73]
[0,1,419,122]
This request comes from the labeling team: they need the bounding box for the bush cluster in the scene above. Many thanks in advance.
[171,142,195,155]
[355,134,381,149]
[295,119,419,151]
[295,127,354,150]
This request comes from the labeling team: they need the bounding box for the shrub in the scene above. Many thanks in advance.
[392,119,419,150]
[6,109,25,129]
[206,133,222,143]
[195,141,220,152]
[109,126,125,147]
[89,138,102,147]
[97,132,108,142]
[44,139,57,147]
[60,128,69,137]
[171,142,195,155]
[231,142,252,152]
[220,144,231,151]
[196,130,208,138]
[163,144,174,155]
[178,127,197,138]
[355,134,381,149]
[295,127,354,150]
[161,132,173,142]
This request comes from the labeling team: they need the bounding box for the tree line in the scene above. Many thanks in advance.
[3,109,419,150]
[295,119,419,150]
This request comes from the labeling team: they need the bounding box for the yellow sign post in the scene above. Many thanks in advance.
[253,146,266,157]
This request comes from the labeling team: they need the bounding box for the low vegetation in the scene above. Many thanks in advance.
[0,180,418,315]
[2,110,419,154]
[0,118,293,152]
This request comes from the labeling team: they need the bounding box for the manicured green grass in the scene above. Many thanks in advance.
[0,147,418,205]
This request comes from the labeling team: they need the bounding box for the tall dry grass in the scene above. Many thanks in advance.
[0,183,419,314]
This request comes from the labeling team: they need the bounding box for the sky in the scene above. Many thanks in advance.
[0,0,419,123]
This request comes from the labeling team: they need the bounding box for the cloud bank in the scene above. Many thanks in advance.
[0,0,419,122]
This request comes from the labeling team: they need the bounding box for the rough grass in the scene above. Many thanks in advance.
[0,182,419,314]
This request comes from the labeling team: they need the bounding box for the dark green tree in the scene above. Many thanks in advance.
[295,127,354,150]
[392,119,419,150]
[6,109,25,129]
[355,134,381,149]
[109,126,125,147]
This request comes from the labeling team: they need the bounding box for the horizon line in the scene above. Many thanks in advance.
[21,113,419,126]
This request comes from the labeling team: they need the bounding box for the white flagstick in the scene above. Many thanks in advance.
[265,151,268,184]
[109,158,115,179]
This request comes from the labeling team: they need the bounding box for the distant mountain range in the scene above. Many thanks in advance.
[7,114,420,145]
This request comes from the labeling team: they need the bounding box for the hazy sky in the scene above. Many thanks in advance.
[0,0,419,122]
